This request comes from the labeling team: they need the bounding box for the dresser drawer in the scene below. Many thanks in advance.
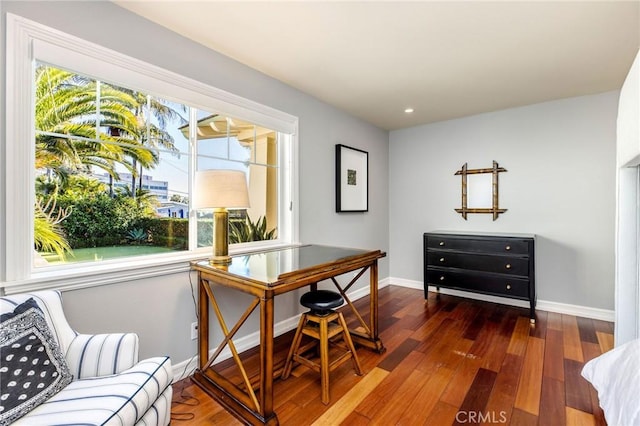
[426,269,530,299]
[426,235,530,256]
[426,251,529,276]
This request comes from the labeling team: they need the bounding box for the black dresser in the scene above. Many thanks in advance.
[424,231,536,321]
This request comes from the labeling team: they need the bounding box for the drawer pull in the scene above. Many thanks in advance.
[505,245,511,251]
[439,276,445,281]
[506,284,512,290]
[505,264,512,269]
[439,241,445,246]
[439,257,445,262]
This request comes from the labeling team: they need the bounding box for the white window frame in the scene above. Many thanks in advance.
[2,14,299,293]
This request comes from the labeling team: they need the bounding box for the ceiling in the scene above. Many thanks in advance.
[115,1,640,131]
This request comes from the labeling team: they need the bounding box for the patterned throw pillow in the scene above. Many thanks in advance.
[0,298,73,425]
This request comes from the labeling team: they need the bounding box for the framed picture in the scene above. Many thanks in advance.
[336,144,368,212]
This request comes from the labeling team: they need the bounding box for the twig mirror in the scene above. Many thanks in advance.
[455,161,507,220]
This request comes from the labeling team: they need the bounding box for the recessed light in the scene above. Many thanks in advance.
[404,108,414,114]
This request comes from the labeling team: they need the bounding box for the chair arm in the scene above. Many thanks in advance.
[66,333,139,379]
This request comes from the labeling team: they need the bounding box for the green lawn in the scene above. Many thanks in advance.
[39,245,178,264]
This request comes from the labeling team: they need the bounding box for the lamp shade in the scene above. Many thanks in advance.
[193,169,250,209]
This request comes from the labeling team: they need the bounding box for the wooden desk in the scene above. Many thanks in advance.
[191,244,386,425]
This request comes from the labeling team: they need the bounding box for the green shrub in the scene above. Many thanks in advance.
[139,217,188,250]
[56,193,148,248]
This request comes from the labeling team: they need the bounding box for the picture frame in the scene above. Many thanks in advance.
[336,144,368,212]
[454,161,507,220]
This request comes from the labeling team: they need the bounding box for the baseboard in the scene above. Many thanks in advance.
[390,277,424,291]
[391,277,615,322]
[535,300,615,322]
[172,278,392,381]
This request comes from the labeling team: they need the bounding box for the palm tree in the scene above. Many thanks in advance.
[105,87,186,198]
[35,66,158,186]
[34,193,72,259]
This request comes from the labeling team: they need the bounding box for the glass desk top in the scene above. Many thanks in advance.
[194,244,383,285]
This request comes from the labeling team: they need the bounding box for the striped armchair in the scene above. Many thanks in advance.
[0,290,172,425]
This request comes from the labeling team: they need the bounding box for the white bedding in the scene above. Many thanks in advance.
[581,338,640,426]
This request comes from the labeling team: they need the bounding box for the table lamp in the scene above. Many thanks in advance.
[194,169,250,265]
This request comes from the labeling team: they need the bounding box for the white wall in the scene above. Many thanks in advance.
[389,92,618,311]
[1,2,389,365]
[615,50,640,345]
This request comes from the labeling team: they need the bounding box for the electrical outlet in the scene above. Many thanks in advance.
[190,322,198,340]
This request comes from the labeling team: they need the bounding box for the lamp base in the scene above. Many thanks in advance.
[209,255,232,266]
[211,207,231,266]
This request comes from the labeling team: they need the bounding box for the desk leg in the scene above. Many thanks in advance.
[370,260,379,343]
[198,277,209,370]
[347,260,385,353]
[369,260,385,353]
[259,291,276,423]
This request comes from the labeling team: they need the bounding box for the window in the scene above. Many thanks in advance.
[194,111,280,248]
[34,64,193,264]
[33,65,284,266]
[4,14,298,289]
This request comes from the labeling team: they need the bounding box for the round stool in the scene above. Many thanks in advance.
[281,289,363,404]
[300,289,344,315]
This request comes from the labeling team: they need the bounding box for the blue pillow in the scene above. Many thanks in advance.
[0,298,73,425]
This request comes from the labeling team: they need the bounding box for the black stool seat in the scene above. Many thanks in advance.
[300,290,343,315]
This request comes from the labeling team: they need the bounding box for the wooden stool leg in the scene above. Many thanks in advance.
[282,314,307,379]
[337,312,363,375]
[319,317,330,405]
[283,310,361,405]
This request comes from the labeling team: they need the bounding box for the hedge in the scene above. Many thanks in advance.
[138,217,188,250]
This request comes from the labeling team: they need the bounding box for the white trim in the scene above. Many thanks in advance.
[3,258,192,295]
[614,166,640,344]
[536,299,614,322]
[390,277,425,291]
[0,8,7,283]
[3,13,300,290]
[5,13,36,282]
[390,277,615,322]
[378,276,392,289]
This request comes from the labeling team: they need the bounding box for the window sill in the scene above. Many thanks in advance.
[0,241,298,295]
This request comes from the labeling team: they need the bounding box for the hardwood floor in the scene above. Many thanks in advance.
[170,285,613,425]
